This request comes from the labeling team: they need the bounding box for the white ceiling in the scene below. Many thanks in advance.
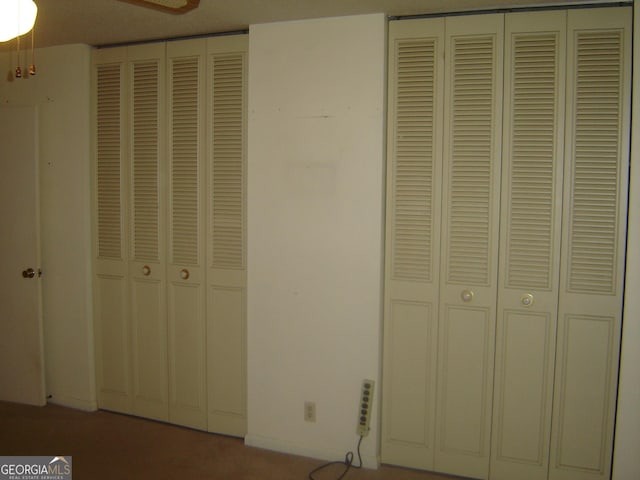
[2,0,618,49]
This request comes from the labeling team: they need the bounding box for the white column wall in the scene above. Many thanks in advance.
[246,14,386,468]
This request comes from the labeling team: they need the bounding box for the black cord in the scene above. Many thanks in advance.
[308,435,364,480]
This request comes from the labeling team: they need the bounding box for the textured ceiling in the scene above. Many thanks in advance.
[1,0,617,49]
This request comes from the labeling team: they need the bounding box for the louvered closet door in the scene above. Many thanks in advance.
[206,35,248,437]
[128,43,168,422]
[167,38,208,430]
[550,8,631,480]
[435,14,503,480]
[490,11,566,480]
[93,47,132,414]
[381,18,444,471]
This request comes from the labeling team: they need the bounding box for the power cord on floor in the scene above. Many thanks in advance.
[308,435,364,480]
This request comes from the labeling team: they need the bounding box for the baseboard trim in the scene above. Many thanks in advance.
[244,434,380,469]
[47,394,97,412]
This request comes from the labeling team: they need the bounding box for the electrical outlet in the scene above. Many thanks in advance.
[304,401,316,423]
[356,379,374,437]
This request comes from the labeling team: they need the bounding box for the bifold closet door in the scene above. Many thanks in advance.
[166,38,208,431]
[435,14,503,480]
[550,8,631,480]
[94,44,168,420]
[128,43,168,422]
[382,7,631,480]
[381,17,444,471]
[93,48,132,415]
[206,35,249,437]
[491,11,565,480]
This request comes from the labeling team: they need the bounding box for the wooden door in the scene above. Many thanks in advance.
[128,43,169,422]
[206,34,249,437]
[166,38,208,431]
[435,14,503,480]
[491,10,566,480]
[93,48,132,414]
[0,105,46,407]
[550,8,631,480]
[381,17,444,471]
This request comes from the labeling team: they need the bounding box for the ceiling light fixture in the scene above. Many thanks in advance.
[117,0,200,15]
[0,0,38,43]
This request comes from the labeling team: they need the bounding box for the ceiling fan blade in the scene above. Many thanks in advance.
[116,0,200,15]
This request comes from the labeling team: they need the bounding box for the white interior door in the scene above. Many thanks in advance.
[435,14,503,480]
[0,105,46,406]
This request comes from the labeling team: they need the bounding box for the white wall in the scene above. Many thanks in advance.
[0,44,96,411]
[612,4,640,479]
[246,14,386,468]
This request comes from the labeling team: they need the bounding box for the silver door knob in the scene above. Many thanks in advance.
[521,293,534,307]
[461,289,474,302]
[22,268,36,278]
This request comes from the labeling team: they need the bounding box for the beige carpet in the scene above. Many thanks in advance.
[0,401,461,480]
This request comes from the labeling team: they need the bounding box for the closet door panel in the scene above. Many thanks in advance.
[551,8,631,480]
[439,304,493,451]
[93,50,132,414]
[94,272,130,412]
[206,35,249,437]
[554,314,617,472]
[491,11,565,480]
[130,276,166,419]
[381,18,444,471]
[386,300,432,443]
[128,43,169,421]
[166,39,207,431]
[168,281,206,428]
[435,14,503,480]
[207,284,245,434]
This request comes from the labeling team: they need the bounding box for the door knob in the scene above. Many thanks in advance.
[521,293,534,307]
[22,268,36,278]
[461,289,474,302]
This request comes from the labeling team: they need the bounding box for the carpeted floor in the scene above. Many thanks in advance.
[0,401,461,480]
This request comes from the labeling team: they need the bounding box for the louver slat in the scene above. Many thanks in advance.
[132,60,160,261]
[568,32,622,294]
[447,37,495,285]
[171,57,199,265]
[392,40,436,282]
[96,64,123,259]
[212,54,244,269]
[507,35,558,289]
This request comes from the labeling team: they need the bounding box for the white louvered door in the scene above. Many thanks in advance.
[435,14,503,480]
[94,36,248,436]
[550,9,631,480]
[206,35,249,437]
[382,6,630,480]
[93,47,131,414]
[381,17,444,471]
[128,43,168,422]
[491,11,565,480]
[166,38,208,430]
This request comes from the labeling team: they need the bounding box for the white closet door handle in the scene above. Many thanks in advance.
[521,293,534,307]
[142,265,151,276]
[461,289,474,302]
[180,268,190,280]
